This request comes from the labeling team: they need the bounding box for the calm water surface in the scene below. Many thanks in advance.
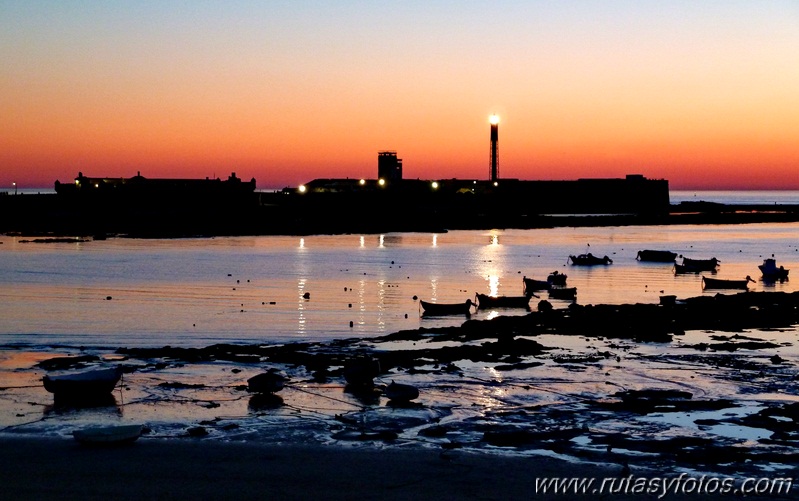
[2,222,799,475]
[1,222,797,348]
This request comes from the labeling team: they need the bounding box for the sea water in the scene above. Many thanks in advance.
[2,218,799,472]
[1,222,797,348]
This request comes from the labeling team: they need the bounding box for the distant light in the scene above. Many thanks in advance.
[493,181,499,187]
[378,178,385,186]
[489,114,500,125]
[94,183,99,188]
[75,180,80,186]
[359,179,366,185]
[298,184,307,193]
[431,181,439,189]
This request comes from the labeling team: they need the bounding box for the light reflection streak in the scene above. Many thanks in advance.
[432,235,437,247]
[296,278,307,333]
[379,235,385,248]
[359,236,365,248]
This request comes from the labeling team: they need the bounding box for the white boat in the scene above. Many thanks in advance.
[72,424,143,445]
[42,367,123,397]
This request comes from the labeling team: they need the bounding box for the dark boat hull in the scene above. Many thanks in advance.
[42,367,123,397]
[636,250,677,263]
[548,287,577,300]
[682,257,719,271]
[568,254,612,265]
[420,299,474,316]
[475,293,530,309]
[702,276,752,290]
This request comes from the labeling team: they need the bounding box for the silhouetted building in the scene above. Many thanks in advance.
[377,151,402,182]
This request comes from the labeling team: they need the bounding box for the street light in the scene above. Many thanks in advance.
[12,182,16,195]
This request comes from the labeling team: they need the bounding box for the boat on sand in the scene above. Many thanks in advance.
[384,381,419,402]
[72,424,143,445]
[42,367,123,397]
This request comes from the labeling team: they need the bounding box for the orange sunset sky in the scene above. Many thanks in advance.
[2,1,798,191]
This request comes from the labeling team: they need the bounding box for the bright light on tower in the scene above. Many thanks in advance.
[489,114,500,125]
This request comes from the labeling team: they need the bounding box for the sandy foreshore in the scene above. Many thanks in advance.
[2,436,793,500]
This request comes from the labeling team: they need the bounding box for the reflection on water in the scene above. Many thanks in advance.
[0,223,798,347]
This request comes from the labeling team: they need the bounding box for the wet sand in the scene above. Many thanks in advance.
[0,436,762,500]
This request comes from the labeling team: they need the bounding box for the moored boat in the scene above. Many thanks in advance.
[548,287,577,300]
[419,299,474,316]
[682,257,720,271]
[759,258,789,281]
[42,367,123,397]
[523,276,550,293]
[547,271,567,286]
[475,293,531,309]
[636,250,677,263]
[568,253,612,265]
[701,276,754,290]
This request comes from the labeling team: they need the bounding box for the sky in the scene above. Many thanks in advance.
[2,1,798,191]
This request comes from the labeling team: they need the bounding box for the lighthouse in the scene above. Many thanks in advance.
[489,114,499,182]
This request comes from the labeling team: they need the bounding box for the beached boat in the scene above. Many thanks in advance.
[384,381,419,402]
[419,299,474,316]
[475,293,531,309]
[247,371,287,393]
[42,367,123,397]
[636,250,677,263]
[682,257,720,271]
[701,276,754,290]
[568,253,612,265]
[759,258,789,281]
[548,287,577,300]
[72,424,142,445]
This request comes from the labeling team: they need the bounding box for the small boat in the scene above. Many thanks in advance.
[568,253,612,266]
[42,367,123,397]
[548,287,577,300]
[475,293,531,309]
[247,371,287,393]
[636,250,677,263]
[759,258,789,281]
[682,257,720,271]
[523,276,550,293]
[547,271,567,286]
[702,276,755,290]
[384,381,419,402]
[72,424,142,445]
[419,299,474,316]
[343,356,381,386]
[674,263,703,274]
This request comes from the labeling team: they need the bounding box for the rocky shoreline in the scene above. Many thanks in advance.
[30,290,799,477]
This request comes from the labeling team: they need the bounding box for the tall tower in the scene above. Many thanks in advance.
[377,151,402,182]
[489,115,499,182]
